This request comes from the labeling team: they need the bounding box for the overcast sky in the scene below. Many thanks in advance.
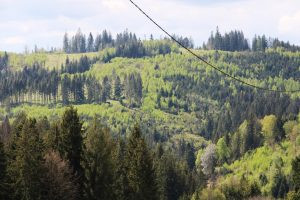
[1,0,300,53]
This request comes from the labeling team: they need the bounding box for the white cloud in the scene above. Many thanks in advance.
[2,36,26,45]
[102,0,127,11]
[279,11,300,33]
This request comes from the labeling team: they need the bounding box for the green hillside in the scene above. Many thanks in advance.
[1,32,300,200]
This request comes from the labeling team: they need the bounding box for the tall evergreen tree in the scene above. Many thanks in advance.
[82,118,115,200]
[126,125,158,200]
[59,106,83,182]
[87,32,94,52]
[63,33,70,53]
[8,118,45,200]
[114,138,130,200]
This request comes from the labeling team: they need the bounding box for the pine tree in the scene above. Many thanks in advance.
[82,118,115,200]
[126,125,158,200]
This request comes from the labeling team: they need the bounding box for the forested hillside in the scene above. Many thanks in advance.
[0,29,300,200]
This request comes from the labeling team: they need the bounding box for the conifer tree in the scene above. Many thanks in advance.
[82,118,115,200]
[63,33,70,53]
[114,138,130,200]
[126,125,158,200]
[87,32,94,52]
[8,118,45,200]
[59,106,83,178]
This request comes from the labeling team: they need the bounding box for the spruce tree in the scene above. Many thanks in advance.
[63,33,70,53]
[8,118,45,200]
[87,32,94,52]
[126,125,158,200]
[114,138,130,200]
[59,106,83,178]
[82,118,115,200]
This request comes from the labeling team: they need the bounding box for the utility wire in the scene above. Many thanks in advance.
[129,0,300,93]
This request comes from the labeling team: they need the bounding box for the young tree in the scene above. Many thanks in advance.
[261,115,281,146]
[216,137,230,165]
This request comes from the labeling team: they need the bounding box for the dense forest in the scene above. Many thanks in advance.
[0,28,300,200]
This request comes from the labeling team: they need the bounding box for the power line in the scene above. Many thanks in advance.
[129,0,300,93]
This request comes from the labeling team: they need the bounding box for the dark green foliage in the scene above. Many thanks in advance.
[204,27,249,51]
[291,156,300,192]
[61,55,91,74]
[0,116,11,144]
[87,32,94,52]
[270,38,300,52]
[271,171,289,198]
[63,33,70,53]
[0,52,9,71]
[252,35,268,51]
[126,125,158,200]
[59,106,83,177]
[82,118,115,200]
[155,151,197,200]
[112,75,122,100]
[0,141,8,199]
[124,73,143,107]
[8,118,45,200]
[113,138,130,200]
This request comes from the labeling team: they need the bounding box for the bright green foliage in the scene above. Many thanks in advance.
[220,176,260,200]
[126,125,158,200]
[261,115,281,146]
[216,137,230,164]
[82,118,115,200]
[198,188,225,200]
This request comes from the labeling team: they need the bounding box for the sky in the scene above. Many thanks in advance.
[1,0,300,53]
